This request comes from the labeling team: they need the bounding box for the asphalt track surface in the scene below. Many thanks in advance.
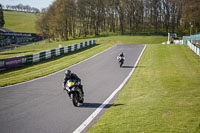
[0,44,145,133]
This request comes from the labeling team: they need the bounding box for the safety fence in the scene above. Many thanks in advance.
[162,34,200,57]
[183,34,200,45]
[182,34,200,57]
[0,40,96,69]
[187,40,200,57]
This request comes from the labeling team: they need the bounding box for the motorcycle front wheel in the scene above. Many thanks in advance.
[72,93,79,107]
[79,97,84,103]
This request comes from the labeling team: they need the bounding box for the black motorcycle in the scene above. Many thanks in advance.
[64,80,84,107]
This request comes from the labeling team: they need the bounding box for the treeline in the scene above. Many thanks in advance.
[0,4,5,27]
[3,4,40,13]
[36,0,200,41]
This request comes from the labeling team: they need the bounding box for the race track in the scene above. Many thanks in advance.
[0,44,145,133]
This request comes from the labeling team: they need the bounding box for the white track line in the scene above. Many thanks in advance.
[0,45,115,89]
[73,45,146,133]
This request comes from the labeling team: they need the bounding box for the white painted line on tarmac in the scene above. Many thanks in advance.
[0,45,116,89]
[73,45,147,133]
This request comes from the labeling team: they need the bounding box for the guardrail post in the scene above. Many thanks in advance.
[25,55,33,63]
[45,50,51,59]
[40,52,46,61]
[33,53,40,63]
[64,46,68,54]
[55,48,60,56]
[51,49,56,57]
[68,46,72,53]
[60,47,64,55]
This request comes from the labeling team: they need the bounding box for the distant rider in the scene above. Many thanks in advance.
[117,52,125,67]
[119,52,124,58]
[117,52,125,61]
[63,70,84,95]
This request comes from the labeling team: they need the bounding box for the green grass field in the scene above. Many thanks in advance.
[0,36,200,132]
[3,11,37,33]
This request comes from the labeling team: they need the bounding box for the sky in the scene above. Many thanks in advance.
[0,0,56,10]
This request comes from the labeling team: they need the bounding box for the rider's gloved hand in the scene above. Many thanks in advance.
[63,84,66,90]
[77,81,81,85]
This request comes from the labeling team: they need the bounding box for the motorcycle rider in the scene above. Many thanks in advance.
[63,70,84,96]
[119,52,124,58]
[117,52,125,67]
[117,52,125,61]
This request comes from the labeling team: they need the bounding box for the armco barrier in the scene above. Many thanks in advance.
[0,40,96,69]
[4,57,25,68]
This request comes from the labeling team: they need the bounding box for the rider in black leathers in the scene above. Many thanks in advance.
[117,52,125,67]
[119,52,124,58]
[117,52,125,61]
[63,70,84,95]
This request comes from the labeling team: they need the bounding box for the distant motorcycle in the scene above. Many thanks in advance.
[64,80,84,107]
[117,56,125,67]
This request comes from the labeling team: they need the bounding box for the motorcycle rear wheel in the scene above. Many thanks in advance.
[120,62,123,67]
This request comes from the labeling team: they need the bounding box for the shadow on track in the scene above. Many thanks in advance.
[121,65,145,69]
[121,65,135,68]
[80,103,124,108]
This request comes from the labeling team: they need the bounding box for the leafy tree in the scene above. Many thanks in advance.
[182,0,200,34]
[36,0,200,40]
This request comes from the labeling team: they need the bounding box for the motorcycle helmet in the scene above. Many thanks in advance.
[65,70,71,78]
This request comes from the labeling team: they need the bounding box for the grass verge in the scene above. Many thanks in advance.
[88,44,200,133]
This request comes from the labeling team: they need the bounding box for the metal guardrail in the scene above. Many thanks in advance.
[0,40,96,69]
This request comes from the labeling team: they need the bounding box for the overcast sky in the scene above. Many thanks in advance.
[0,0,56,10]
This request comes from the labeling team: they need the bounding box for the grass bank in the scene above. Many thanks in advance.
[88,44,200,133]
[4,11,37,33]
